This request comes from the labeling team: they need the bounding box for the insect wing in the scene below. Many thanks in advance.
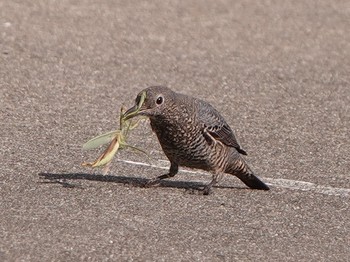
[82,130,119,150]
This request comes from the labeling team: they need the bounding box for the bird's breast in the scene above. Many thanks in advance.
[150,118,228,171]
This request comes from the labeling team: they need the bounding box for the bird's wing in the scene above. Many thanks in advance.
[206,123,247,155]
[198,100,247,155]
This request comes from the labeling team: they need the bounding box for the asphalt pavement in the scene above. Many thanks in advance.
[1,0,349,261]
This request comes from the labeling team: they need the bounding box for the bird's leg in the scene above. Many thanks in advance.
[203,171,223,195]
[146,162,179,186]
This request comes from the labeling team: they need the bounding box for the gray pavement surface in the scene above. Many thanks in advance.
[1,0,349,261]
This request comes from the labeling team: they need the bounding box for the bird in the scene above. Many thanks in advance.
[124,86,270,194]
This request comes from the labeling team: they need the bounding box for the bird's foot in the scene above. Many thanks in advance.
[203,172,221,195]
[144,178,162,187]
[203,185,212,195]
[144,172,176,188]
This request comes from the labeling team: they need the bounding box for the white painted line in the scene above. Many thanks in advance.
[263,178,350,197]
[119,159,203,174]
[117,159,350,197]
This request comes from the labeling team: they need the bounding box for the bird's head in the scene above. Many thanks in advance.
[124,86,175,120]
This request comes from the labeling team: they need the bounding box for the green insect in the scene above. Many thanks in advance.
[82,91,147,173]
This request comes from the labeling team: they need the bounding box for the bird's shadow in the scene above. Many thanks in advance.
[38,172,241,193]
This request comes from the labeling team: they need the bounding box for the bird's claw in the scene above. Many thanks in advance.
[144,178,161,187]
[203,185,212,195]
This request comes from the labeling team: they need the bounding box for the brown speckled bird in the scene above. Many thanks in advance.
[125,86,269,194]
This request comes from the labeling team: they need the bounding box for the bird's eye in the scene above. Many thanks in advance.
[156,96,164,105]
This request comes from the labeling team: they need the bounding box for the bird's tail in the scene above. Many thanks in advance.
[225,156,270,190]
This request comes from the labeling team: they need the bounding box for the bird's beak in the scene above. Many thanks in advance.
[123,91,147,121]
[123,104,140,120]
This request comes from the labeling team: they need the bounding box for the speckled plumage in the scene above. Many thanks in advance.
[125,86,269,194]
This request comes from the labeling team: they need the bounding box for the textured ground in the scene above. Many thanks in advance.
[1,0,349,261]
